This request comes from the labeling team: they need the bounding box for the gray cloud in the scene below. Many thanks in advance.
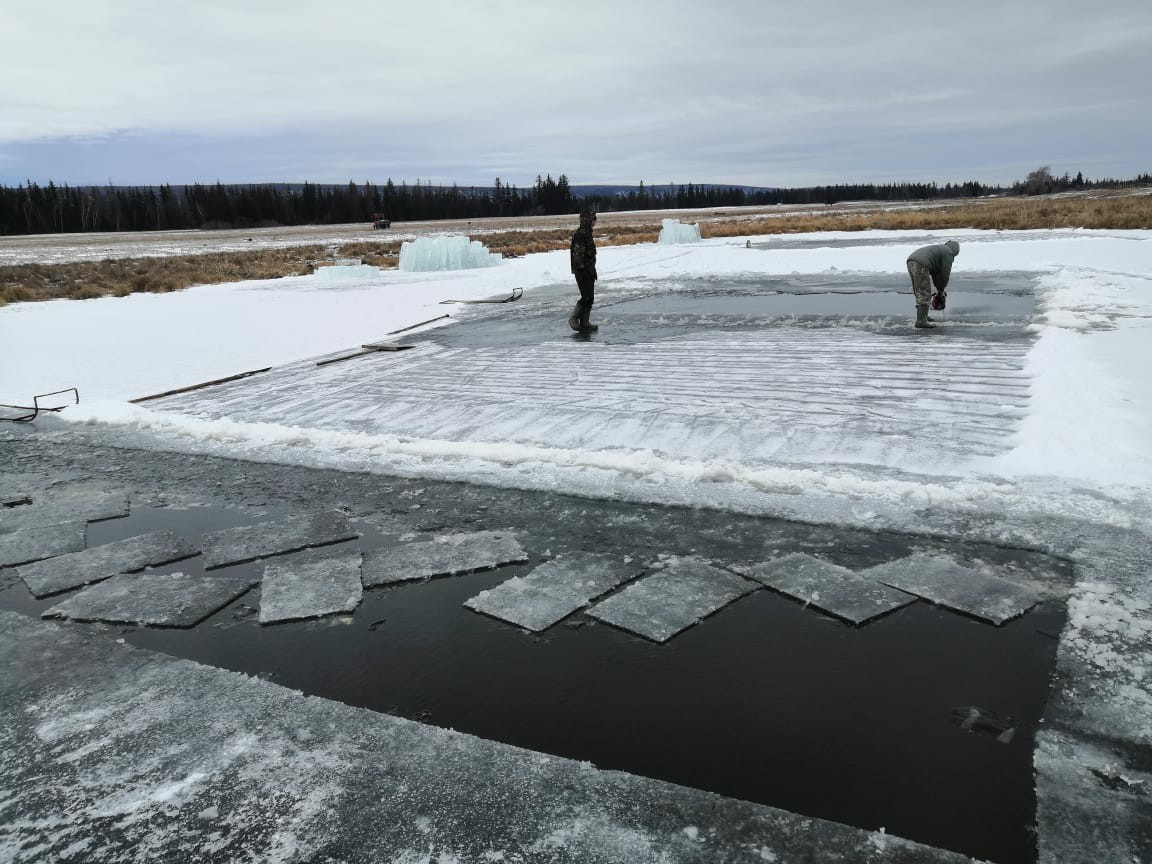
[2,0,1149,185]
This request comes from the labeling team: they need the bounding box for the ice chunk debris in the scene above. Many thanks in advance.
[363,532,526,586]
[657,219,701,244]
[259,548,363,624]
[43,571,258,628]
[0,521,86,569]
[742,553,916,625]
[399,236,502,272]
[465,553,639,631]
[863,554,1039,626]
[587,557,755,643]
[17,530,197,598]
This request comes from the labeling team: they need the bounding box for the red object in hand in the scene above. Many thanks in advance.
[930,292,947,311]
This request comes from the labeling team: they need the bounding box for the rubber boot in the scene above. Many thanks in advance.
[579,306,598,333]
[568,302,583,332]
[915,305,936,329]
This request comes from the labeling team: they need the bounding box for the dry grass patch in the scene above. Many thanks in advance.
[1,245,327,306]
[3,193,1147,306]
[702,194,1152,237]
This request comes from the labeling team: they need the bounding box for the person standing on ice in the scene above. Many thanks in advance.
[569,206,598,333]
[906,240,959,329]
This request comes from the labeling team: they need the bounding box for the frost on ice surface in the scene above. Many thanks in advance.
[0,521,86,569]
[742,553,916,625]
[464,553,640,632]
[0,488,129,533]
[1047,580,1152,746]
[1035,728,1152,863]
[16,530,197,598]
[361,531,526,587]
[259,548,363,624]
[200,511,357,569]
[587,557,756,643]
[399,236,502,272]
[657,218,702,244]
[862,554,1040,626]
[43,572,258,627]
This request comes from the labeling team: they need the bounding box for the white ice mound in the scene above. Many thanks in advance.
[657,219,702,244]
[399,236,502,272]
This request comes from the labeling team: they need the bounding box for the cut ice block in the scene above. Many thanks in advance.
[0,489,128,533]
[259,548,363,624]
[863,554,1039,625]
[0,521,86,569]
[742,553,916,625]
[362,532,526,587]
[465,553,639,631]
[201,512,357,569]
[399,236,502,272]
[587,557,755,643]
[43,572,257,627]
[17,530,197,598]
[657,218,702,244]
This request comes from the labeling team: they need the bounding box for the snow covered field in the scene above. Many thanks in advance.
[4,227,1149,533]
[4,225,1152,863]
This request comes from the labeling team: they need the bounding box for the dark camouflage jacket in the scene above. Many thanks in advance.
[570,225,597,277]
[907,241,959,290]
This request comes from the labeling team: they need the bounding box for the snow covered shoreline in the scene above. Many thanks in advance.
[3,227,1151,527]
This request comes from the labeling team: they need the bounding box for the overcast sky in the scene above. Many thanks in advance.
[3,0,1150,188]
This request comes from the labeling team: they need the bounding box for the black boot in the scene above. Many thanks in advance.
[568,302,583,332]
[579,306,598,333]
[915,305,936,329]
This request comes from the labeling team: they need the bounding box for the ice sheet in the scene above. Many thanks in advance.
[464,553,640,631]
[587,557,756,642]
[0,521,86,568]
[200,511,357,569]
[742,552,917,625]
[259,548,363,624]
[863,554,1040,625]
[16,530,197,598]
[362,531,526,587]
[43,571,257,627]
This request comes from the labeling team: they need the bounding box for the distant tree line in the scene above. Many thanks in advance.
[1,169,1148,236]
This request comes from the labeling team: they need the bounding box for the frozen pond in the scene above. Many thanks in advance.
[0,492,1070,864]
[144,271,1039,477]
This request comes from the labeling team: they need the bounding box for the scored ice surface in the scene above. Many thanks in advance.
[863,554,1040,625]
[16,530,197,598]
[0,521,86,569]
[464,553,639,631]
[743,553,917,625]
[43,572,258,628]
[0,488,129,534]
[362,531,527,587]
[201,512,357,569]
[259,548,363,624]
[587,557,756,643]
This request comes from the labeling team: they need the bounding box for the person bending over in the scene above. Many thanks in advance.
[906,240,960,329]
